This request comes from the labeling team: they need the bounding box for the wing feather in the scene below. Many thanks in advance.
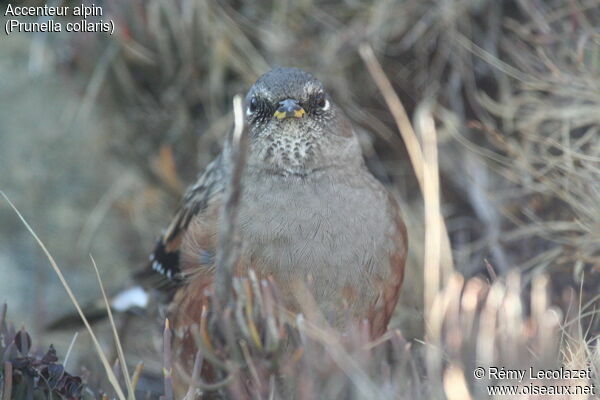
[139,155,224,288]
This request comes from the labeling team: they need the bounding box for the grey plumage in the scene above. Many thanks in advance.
[167,67,407,325]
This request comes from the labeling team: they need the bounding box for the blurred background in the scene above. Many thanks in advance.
[1,0,600,398]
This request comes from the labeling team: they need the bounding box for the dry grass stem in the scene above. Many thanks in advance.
[0,192,129,400]
[215,95,250,308]
[359,43,455,285]
[89,255,135,398]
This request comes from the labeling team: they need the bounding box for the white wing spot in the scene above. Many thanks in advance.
[111,286,149,311]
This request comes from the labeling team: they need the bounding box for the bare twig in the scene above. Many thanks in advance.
[0,304,7,336]
[183,351,203,400]
[2,362,12,400]
[239,339,263,393]
[131,362,145,392]
[215,95,250,308]
[163,319,174,400]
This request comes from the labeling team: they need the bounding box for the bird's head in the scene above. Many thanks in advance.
[243,67,363,176]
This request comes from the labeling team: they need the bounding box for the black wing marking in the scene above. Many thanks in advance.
[144,154,224,287]
[148,239,181,280]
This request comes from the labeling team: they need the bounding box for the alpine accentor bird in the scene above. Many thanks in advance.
[145,67,407,393]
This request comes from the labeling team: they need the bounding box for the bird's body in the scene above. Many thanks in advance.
[175,159,405,323]
[144,68,407,396]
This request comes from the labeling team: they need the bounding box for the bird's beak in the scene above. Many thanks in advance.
[274,99,306,120]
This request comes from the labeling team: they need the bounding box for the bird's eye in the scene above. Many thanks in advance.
[316,92,329,110]
[247,97,259,116]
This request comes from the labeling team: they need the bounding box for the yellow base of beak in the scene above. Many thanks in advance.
[274,108,306,120]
